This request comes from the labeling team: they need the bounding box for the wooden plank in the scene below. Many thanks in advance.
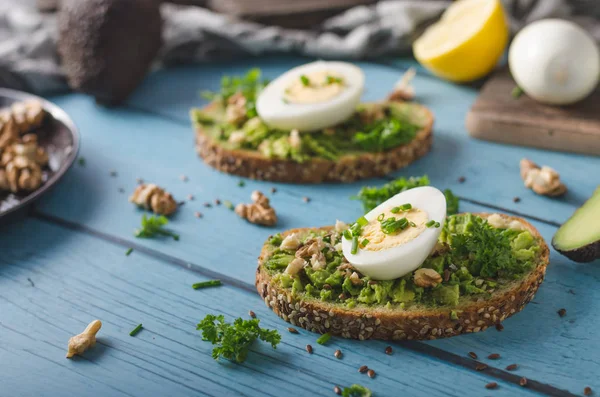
[0,218,539,397]
[466,68,600,156]
[120,56,600,225]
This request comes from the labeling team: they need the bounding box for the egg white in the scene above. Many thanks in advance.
[256,61,365,132]
[342,186,447,280]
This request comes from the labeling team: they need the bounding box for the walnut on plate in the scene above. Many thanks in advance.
[235,190,277,226]
[0,156,43,193]
[1,134,48,168]
[520,158,566,197]
[129,183,178,216]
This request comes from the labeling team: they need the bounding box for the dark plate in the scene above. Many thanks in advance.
[0,88,80,220]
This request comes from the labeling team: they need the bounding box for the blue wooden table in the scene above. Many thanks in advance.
[2,56,599,397]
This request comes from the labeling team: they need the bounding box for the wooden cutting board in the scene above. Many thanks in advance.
[466,68,600,156]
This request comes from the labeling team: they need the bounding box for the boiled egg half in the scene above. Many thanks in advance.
[256,61,365,132]
[342,186,446,280]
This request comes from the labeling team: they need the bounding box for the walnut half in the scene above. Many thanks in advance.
[129,184,178,216]
[520,158,566,197]
[235,190,277,226]
[414,268,442,288]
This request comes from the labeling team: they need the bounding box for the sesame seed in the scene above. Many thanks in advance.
[248,310,256,318]
[495,323,504,331]
[306,344,313,354]
[520,377,528,387]
[288,327,298,334]
[303,196,310,203]
[468,352,478,359]
[488,353,500,360]
[109,170,117,177]
[323,284,332,290]
[385,346,393,355]
[194,212,202,218]
[180,175,188,182]
[475,364,487,371]
[458,176,466,183]
[271,187,277,194]
[584,386,592,396]
[136,178,144,184]
[513,196,521,203]
[358,365,368,373]
[187,194,194,201]
[204,202,212,208]
[215,199,221,205]
[334,349,342,359]
[506,364,518,371]
[485,382,498,389]
[118,187,125,193]
[334,385,342,395]
[557,308,567,317]
[367,369,376,378]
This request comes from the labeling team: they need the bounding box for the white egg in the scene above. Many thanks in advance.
[509,19,599,105]
[342,186,447,281]
[256,61,365,132]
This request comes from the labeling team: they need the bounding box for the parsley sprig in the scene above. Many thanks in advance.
[134,214,180,241]
[353,117,418,151]
[197,314,281,363]
[201,68,268,119]
[341,384,372,397]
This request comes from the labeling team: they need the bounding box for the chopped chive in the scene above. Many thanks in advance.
[409,221,416,227]
[326,75,343,84]
[316,332,331,345]
[400,203,412,210]
[238,180,245,187]
[390,206,401,214]
[356,216,368,227]
[78,157,86,167]
[361,238,369,247]
[377,213,385,222]
[351,236,359,255]
[425,220,436,228]
[125,248,133,256]
[223,200,234,210]
[434,222,441,228]
[511,86,524,99]
[192,280,222,289]
[129,324,143,337]
[343,229,352,240]
[300,75,310,86]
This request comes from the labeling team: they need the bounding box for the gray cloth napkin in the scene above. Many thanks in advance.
[0,0,598,95]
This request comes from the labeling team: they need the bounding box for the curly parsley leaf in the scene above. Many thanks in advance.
[134,214,180,241]
[197,314,281,363]
[342,384,372,397]
[353,118,418,151]
[354,175,430,213]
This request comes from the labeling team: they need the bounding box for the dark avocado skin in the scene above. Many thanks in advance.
[57,0,162,106]
[552,238,600,263]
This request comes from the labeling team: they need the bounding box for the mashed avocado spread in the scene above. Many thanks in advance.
[191,69,425,163]
[263,214,540,309]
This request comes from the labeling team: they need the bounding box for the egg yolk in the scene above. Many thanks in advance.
[284,70,345,104]
[361,207,429,252]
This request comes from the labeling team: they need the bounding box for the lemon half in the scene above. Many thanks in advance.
[413,0,509,83]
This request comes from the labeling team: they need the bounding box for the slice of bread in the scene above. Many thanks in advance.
[255,213,549,341]
[194,102,434,184]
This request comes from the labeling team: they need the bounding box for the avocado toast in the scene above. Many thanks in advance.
[256,213,549,340]
[190,68,434,183]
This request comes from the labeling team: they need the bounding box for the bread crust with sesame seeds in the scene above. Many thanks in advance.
[194,102,434,184]
[255,213,549,341]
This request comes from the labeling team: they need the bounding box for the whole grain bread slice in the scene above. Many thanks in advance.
[194,102,434,184]
[255,213,549,341]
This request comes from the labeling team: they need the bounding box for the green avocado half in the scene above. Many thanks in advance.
[552,187,600,262]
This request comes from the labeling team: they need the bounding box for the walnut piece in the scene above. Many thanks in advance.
[1,134,48,168]
[10,100,45,134]
[289,129,301,149]
[66,319,102,358]
[285,258,306,275]
[235,190,277,226]
[295,238,325,259]
[0,115,19,150]
[414,268,442,288]
[0,156,43,193]
[388,67,416,102]
[129,183,178,216]
[310,252,326,270]
[280,233,301,251]
[520,158,566,196]
[225,92,247,126]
